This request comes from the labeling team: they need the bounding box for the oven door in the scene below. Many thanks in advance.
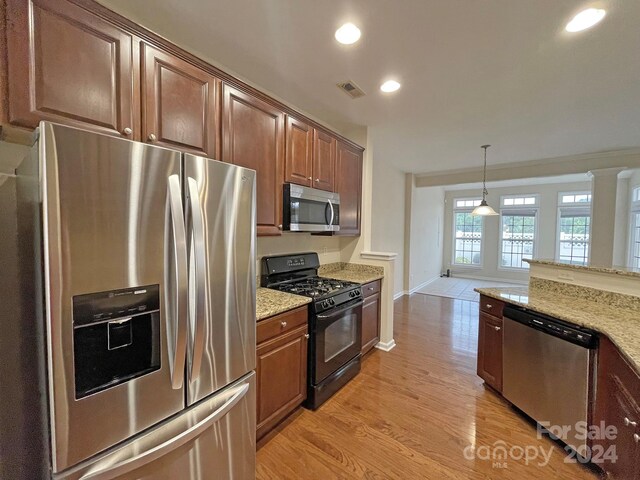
[312,299,362,384]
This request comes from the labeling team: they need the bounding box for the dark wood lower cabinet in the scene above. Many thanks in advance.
[593,335,640,478]
[477,311,503,392]
[256,307,308,440]
[361,280,381,355]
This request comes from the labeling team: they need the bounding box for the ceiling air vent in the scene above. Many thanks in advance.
[337,80,366,99]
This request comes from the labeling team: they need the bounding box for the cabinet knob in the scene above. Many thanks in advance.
[280,321,287,328]
[493,326,501,331]
[315,178,320,183]
[486,304,493,309]
[148,133,157,142]
[304,333,310,339]
[368,287,374,291]
[278,224,283,230]
[122,127,132,135]
[634,433,640,443]
[624,417,637,427]
[308,177,312,180]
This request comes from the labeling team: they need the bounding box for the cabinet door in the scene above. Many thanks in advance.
[142,43,221,157]
[222,85,285,236]
[477,312,503,392]
[256,324,308,439]
[284,116,313,187]
[594,336,640,477]
[335,141,363,236]
[6,0,135,137]
[361,292,381,355]
[312,129,336,192]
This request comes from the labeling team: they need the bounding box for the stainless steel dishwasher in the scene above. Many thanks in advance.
[502,305,597,457]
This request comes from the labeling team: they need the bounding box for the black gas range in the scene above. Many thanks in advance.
[261,253,362,409]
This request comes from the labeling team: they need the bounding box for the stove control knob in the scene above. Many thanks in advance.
[349,291,356,298]
[321,300,329,309]
[356,290,361,296]
[329,298,335,306]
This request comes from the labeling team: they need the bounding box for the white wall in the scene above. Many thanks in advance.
[404,178,444,292]
[442,180,592,282]
[370,147,406,295]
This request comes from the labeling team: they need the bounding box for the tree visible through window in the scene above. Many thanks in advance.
[453,200,482,265]
[557,192,591,266]
[500,196,538,269]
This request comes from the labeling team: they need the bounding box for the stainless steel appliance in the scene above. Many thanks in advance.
[502,305,597,458]
[283,184,340,232]
[261,253,362,409]
[1,122,256,479]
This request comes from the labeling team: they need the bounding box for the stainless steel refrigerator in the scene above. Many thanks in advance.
[0,122,256,479]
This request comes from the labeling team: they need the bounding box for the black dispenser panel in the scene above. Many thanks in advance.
[73,285,161,399]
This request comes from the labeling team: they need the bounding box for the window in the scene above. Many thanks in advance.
[557,192,591,266]
[453,198,482,266]
[630,187,640,269]
[500,196,538,269]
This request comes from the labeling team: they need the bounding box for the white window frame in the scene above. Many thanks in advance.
[452,197,483,268]
[629,187,640,269]
[498,195,539,270]
[556,191,592,266]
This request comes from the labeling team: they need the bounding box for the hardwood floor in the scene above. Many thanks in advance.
[256,294,602,479]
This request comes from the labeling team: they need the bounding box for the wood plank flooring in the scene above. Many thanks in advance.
[256,294,602,479]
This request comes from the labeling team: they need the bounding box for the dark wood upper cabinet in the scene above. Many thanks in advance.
[222,85,285,236]
[312,129,336,192]
[6,0,136,137]
[334,141,363,236]
[141,43,221,158]
[284,115,313,187]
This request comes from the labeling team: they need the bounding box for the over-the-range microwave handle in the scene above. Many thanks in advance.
[165,175,188,390]
[79,382,250,480]
[328,199,335,226]
[186,177,206,382]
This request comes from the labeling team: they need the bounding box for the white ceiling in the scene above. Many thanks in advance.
[98,0,640,174]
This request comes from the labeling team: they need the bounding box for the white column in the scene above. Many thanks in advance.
[589,167,626,267]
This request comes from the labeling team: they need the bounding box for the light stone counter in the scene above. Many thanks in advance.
[256,287,311,321]
[318,262,384,285]
[476,278,640,372]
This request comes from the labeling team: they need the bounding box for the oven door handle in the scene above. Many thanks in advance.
[316,298,363,320]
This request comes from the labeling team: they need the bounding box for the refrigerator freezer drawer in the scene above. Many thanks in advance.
[56,372,256,480]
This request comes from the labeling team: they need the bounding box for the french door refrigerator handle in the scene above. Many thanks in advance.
[80,382,250,480]
[165,174,188,390]
[186,177,207,381]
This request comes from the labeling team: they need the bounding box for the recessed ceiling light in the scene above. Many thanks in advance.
[335,23,361,45]
[565,8,606,32]
[380,80,401,93]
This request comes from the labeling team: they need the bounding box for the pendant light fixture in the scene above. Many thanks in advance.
[471,145,499,216]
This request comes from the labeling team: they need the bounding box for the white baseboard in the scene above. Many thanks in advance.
[408,275,440,294]
[452,273,528,285]
[375,339,396,352]
[393,291,405,300]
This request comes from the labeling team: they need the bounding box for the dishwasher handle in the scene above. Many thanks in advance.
[503,305,597,349]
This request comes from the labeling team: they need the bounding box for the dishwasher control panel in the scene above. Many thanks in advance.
[504,306,597,348]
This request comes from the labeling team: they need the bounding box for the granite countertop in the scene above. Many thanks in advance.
[476,285,640,372]
[318,262,384,285]
[525,258,640,278]
[256,287,311,321]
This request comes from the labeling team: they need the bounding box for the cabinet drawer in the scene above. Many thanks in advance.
[479,295,504,318]
[362,280,381,298]
[257,306,308,344]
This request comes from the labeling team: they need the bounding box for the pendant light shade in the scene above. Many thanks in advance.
[471,145,499,216]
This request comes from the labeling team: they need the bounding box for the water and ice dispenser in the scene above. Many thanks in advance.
[72,285,161,399]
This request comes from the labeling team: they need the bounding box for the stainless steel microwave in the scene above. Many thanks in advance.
[283,184,340,232]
